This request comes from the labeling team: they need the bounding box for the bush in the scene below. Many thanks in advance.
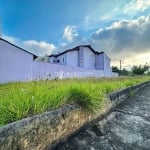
[132,65,148,75]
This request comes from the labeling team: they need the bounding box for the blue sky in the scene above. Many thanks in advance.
[1,0,150,68]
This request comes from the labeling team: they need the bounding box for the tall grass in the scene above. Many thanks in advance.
[0,76,150,126]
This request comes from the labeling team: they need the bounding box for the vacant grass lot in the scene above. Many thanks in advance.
[0,76,150,126]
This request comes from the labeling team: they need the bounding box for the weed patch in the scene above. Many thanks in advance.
[0,76,150,126]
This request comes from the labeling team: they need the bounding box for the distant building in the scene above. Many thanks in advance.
[48,45,112,75]
[0,39,117,83]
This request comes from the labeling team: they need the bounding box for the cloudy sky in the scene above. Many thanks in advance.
[1,0,150,69]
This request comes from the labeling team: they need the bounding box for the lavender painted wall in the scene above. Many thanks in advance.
[49,56,56,63]
[78,47,84,68]
[0,40,33,83]
[103,54,112,76]
[0,40,117,83]
[82,47,95,69]
[48,46,109,72]
[32,61,117,80]
[56,53,67,65]
[32,61,105,80]
[66,50,78,67]
[96,53,104,70]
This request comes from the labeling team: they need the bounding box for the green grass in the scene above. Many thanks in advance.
[0,76,150,126]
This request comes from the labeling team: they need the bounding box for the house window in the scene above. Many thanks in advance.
[53,60,56,63]
[63,58,64,62]
[57,59,60,63]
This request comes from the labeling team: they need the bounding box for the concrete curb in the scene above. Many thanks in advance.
[108,81,150,102]
[0,81,150,150]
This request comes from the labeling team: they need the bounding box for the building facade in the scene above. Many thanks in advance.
[0,39,117,83]
[48,45,112,74]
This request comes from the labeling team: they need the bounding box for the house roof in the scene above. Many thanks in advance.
[0,38,37,59]
[48,45,105,57]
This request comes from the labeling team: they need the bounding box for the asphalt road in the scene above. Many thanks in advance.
[51,85,150,150]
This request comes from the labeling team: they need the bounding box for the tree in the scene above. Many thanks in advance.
[147,72,150,75]
[121,68,130,76]
[112,66,120,74]
[132,65,148,75]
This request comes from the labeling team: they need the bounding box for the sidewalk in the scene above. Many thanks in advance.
[51,85,150,150]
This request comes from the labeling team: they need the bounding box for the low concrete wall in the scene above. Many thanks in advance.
[0,81,149,150]
[108,81,150,102]
[32,61,105,80]
[0,105,102,150]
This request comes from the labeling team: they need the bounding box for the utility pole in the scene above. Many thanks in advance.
[120,60,122,76]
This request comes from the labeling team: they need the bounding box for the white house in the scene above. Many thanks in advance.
[0,38,37,83]
[48,45,112,75]
[0,38,117,83]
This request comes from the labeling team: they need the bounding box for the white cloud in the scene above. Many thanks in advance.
[2,35,56,56]
[2,14,150,66]
[57,25,86,52]
[82,0,150,29]
[124,0,150,13]
[107,15,149,30]
[2,35,19,44]
[112,51,150,69]
[63,26,79,42]
[23,40,56,56]
[60,15,150,66]
[90,15,150,65]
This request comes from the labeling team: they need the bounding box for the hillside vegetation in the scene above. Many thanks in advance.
[0,76,150,126]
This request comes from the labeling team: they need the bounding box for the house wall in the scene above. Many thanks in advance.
[49,56,56,63]
[104,54,112,77]
[82,47,95,69]
[0,40,117,83]
[66,51,78,67]
[0,40,33,83]
[49,54,67,65]
[96,53,104,70]
[56,53,67,65]
[78,48,84,68]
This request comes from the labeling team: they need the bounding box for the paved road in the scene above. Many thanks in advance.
[51,85,150,150]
